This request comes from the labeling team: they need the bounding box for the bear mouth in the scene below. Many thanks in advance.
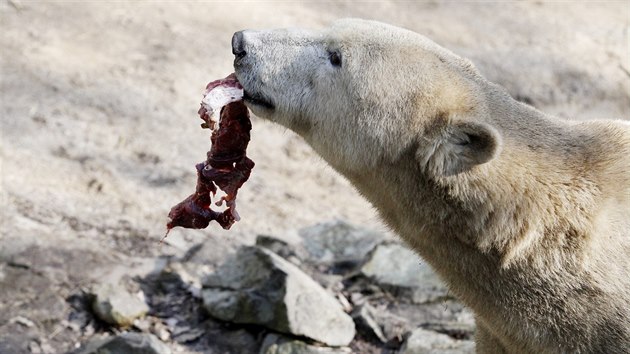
[243,90,275,110]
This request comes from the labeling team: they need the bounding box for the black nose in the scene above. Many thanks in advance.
[232,31,246,58]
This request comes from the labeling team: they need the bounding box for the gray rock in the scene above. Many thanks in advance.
[198,327,260,354]
[384,302,476,341]
[170,325,205,343]
[91,283,149,327]
[202,246,355,346]
[256,235,345,290]
[423,321,476,340]
[158,261,213,298]
[351,304,388,343]
[354,295,475,344]
[299,220,385,265]
[183,238,239,266]
[260,333,352,354]
[367,308,410,343]
[361,243,449,303]
[256,235,307,264]
[75,332,171,354]
[399,328,475,354]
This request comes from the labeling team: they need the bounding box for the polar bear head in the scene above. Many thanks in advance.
[234,18,501,176]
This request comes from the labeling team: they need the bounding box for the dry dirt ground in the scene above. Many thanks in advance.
[1,1,628,353]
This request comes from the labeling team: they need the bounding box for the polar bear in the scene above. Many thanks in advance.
[232,19,630,353]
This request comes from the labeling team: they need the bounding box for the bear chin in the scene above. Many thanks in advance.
[243,90,275,110]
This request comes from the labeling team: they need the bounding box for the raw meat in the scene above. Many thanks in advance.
[165,74,254,235]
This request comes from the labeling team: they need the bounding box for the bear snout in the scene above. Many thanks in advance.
[232,31,247,57]
[231,31,247,59]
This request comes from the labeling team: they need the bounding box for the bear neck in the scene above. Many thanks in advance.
[338,98,628,350]
[343,99,605,270]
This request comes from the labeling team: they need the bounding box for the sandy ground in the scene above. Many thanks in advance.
[1,0,628,352]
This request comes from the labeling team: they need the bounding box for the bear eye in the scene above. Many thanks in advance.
[328,50,342,67]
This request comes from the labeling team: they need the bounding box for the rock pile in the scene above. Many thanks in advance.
[201,246,356,346]
[69,220,475,353]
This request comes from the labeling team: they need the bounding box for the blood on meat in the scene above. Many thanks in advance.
[165,74,254,235]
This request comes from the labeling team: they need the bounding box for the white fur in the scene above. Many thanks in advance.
[235,19,630,353]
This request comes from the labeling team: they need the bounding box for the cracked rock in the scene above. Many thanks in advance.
[90,283,149,327]
[361,243,449,304]
[202,246,355,346]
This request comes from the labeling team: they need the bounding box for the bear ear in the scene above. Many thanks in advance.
[418,120,502,176]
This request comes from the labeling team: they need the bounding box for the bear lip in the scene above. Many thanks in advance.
[243,90,275,110]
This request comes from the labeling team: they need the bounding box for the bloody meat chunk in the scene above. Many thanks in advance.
[165,74,254,235]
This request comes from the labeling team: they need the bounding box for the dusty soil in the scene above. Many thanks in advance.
[1,1,628,353]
